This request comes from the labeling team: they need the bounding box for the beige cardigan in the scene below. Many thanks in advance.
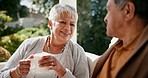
[0,36,89,78]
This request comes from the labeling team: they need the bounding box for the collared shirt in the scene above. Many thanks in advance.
[97,33,141,78]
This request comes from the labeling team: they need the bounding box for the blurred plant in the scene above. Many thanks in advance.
[0,11,12,23]
[0,0,29,20]
[0,46,11,62]
[28,0,58,18]
[0,26,49,55]
[0,11,23,38]
[77,0,111,55]
[0,11,13,37]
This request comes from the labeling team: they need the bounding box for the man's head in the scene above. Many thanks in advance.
[104,0,148,38]
[114,0,148,23]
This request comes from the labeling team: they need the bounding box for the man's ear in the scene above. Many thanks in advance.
[48,20,53,29]
[124,2,135,21]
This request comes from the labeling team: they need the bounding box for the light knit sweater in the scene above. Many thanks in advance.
[0,36,89,78]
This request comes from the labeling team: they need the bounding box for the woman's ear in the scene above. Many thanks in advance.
[48,20,53,29]
[124,2,135,21]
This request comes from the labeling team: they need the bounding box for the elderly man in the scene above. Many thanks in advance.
[92,0,148,78]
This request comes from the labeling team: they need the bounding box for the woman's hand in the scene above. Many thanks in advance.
[10,55,34,78]
[38,55,66,77]
[15,55,34,77]
[16,59,31,77]
[10,59,31,78]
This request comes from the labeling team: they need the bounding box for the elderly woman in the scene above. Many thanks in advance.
[0,4,89,78]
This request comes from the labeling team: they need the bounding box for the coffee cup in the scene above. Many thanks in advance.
[30,52,50,73]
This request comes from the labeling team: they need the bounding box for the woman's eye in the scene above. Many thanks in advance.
[59,21,66,24]
[70,24,75,27]
[58,21,75,27]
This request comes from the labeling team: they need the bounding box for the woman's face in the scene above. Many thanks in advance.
[50,13,77,44]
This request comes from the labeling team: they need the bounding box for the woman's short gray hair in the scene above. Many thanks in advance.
[48,4,78,21]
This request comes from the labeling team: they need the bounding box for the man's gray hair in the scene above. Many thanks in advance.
[114,0,148,23]
[114,0,129,10]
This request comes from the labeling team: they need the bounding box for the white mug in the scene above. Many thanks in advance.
[30,52,51,73]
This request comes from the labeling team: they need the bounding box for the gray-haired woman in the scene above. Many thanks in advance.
[0,4,89,78]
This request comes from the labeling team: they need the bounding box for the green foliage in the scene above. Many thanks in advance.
[0,46,11,62]
[0,24,24,38]
[29,0,58,18]
[0,26,49,55]
[0,35,23,55]
[0,10,20,37]
[0,11,12,23]
[0,0,29,20]
[16,26,49,38]
[77,0,111,55]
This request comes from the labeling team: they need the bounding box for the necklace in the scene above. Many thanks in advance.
[47,36,65,54]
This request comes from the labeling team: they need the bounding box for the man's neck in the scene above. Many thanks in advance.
[122,19,146,46]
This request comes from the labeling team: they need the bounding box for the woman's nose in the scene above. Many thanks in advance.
[64,24,71,30]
